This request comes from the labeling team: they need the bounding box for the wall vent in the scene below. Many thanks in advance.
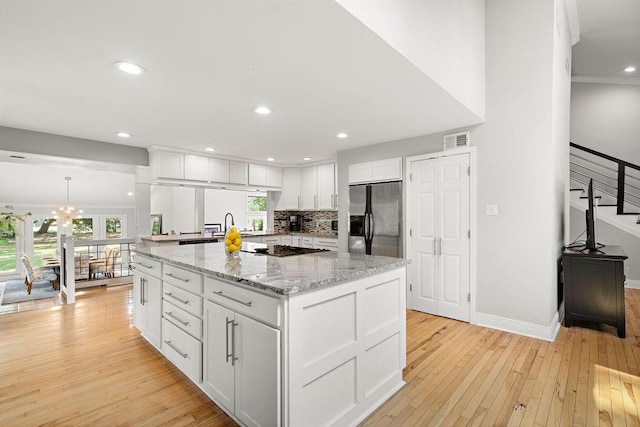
[443,131,470,150]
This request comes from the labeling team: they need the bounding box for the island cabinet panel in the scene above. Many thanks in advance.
[133,255,162,350]
[162,318,202,383]
[204,276,281,328]
[203,300,281,427]
[287,268,406,427]
[163,282,203,317]
[163,263,203,294]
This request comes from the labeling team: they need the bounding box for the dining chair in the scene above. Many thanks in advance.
[20,254,58,294]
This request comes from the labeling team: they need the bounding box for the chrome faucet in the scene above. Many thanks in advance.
[224,212,235,231]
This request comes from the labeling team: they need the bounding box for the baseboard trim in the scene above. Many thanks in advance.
[475,310,561,342]
[626,279,640,289]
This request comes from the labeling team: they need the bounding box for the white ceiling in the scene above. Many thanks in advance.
[0,0,479,166]
[572,0,640,82]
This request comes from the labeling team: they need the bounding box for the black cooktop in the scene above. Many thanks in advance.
[241,243,329,257]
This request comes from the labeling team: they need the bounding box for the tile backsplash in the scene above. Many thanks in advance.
[273,210,338,236]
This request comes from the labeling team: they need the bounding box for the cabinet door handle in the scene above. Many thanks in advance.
[297,195,300,209]
[138,262,153,269]
[314,195,317,208]
[334,193,338,209]
[331,194,334,208]
[165,311,189,327]
[165,272,190,282]
[141,277,147,305]
[438,238,442,256]
[213,290,252,307]
[164,292,190,305]
[231,320,238,366]
[225,317,233,363]
[163,340,189,359]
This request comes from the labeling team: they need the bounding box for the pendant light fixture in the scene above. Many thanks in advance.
[52,177,83,227]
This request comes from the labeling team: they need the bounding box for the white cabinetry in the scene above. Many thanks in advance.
[282,168,301,209]
[133,255,162,349]
[229,161,248,185]
[210,158,230,183]
[280,235,292,246]
[301,166,318,209]
[155,151,184,179]
[263,235,281,245]
[317,163,337,209]
[249,164,282,188]
[301,236,313,248]
[349,157,402,184]
[203,277,281,426]
[313,237,338,251]
[248,164,267,186]
[184,155,210,181]
[291,235,301,247]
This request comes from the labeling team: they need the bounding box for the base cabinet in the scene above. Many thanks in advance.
[203,300,281,426]
[133,271,162,349]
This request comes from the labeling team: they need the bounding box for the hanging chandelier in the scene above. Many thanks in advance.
[52,177,83,227]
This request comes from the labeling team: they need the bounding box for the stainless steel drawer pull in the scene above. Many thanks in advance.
[166,272,190,282]
[138,262,153,269]
[213,291,252,307]
[164,340,189,359]
[165,311,189,326]
[164,292,190,305]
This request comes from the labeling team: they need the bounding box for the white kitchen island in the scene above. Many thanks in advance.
[134,243,407,427]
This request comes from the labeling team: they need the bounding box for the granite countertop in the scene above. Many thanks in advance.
[141,231,337,242]
[136,242,407,296]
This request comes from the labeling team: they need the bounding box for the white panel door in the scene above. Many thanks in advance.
[203,300,235,412]
[300,166,318,209]
[234,313,281,427]
[410,153,470,322]
[410,158,439,315]
[437,154,470,322]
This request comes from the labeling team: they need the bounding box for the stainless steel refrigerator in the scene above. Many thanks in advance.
[348,181,402,258]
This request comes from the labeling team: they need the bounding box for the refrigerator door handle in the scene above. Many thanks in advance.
[369,213,375,240]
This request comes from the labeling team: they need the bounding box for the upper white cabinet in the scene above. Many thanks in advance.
[300,166,318,209]
[266,166,282,187]
[155,151,184,179]
[348,157,402,184]
[317,163,337,210]
[210,158,230,183]
[184,155,210,182]
[282,168,301,209]
[229,161,248,185]
[249,164,282,188]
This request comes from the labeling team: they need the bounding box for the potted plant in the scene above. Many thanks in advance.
[0,204,31,242]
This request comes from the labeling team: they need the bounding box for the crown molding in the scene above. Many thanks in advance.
[572,75,640,86]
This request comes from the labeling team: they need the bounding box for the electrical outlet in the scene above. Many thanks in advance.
[485,204,499,216]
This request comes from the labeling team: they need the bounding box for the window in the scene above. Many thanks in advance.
[72,218,94,241]
[105,217,123,239]
[32,218,58,268]
[246,194,267,231]
[0,218,17,273]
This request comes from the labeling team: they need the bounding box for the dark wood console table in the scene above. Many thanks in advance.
[563,245,628,337]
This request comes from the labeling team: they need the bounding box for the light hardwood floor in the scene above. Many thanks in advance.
[1,285,640,426]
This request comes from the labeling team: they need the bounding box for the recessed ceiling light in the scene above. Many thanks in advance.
[254,106,272,115]
[303,157,312,161]
[127,192,134,196]
[337,132,348,138]
[117,132,131,138]
[205,147,215,152]
[267,157,275,162]
[624,66,636,73]
[114,61,146,75]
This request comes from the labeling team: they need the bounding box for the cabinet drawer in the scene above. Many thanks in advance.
[163,264,203,294]
[136,255,162,279]
[163,300,203,339]
[301,237,313,248]
[313,238,338,251]
[163,283,202,317]
[204,277,281,328]
[162,319,202,384]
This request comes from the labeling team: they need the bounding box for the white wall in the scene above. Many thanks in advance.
[149,186,197,234]
[204,189,249,231]
[470,0,571,339]
[336,0,485,121]
[570,83,640,166]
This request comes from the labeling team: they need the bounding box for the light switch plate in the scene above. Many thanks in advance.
[485,204,498,216]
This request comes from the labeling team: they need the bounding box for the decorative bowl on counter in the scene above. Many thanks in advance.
[224,226,242,256]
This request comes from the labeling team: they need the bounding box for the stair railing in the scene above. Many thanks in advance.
[570,142,640,215]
